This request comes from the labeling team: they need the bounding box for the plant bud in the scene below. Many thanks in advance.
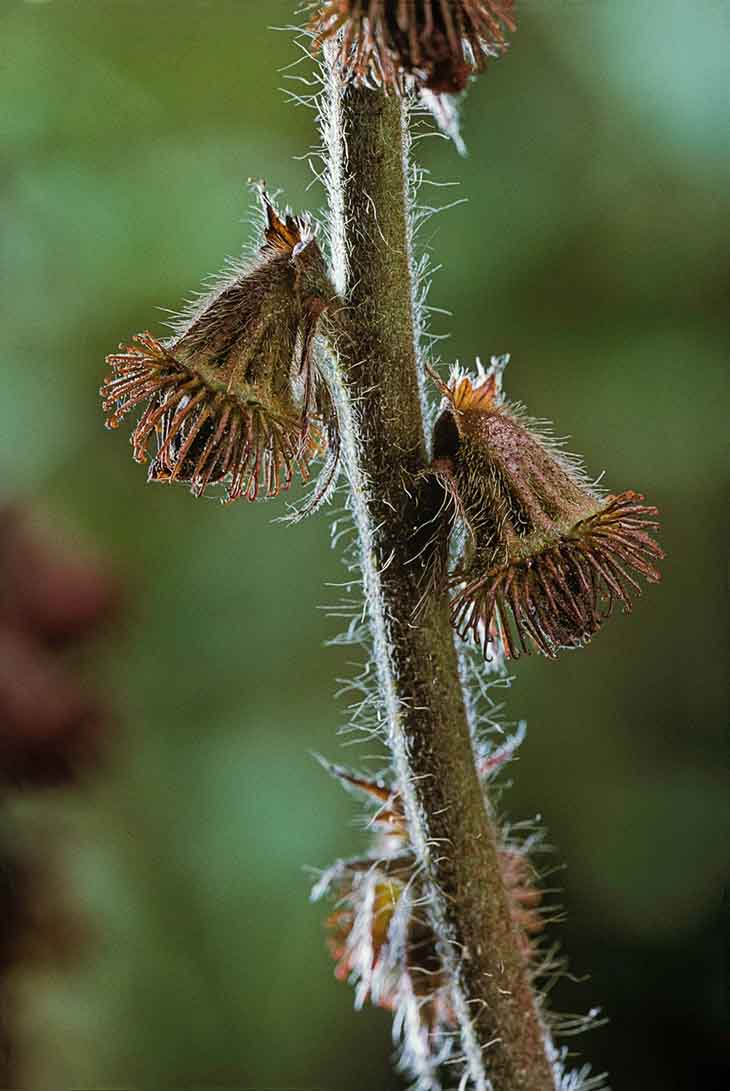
[313,759,542,1028]
[101,191,339,504]
[429,358,664,659]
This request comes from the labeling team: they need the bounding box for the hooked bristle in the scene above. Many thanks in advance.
[451,491,663,660]
[102,333,317,502]
[312,1,516,94]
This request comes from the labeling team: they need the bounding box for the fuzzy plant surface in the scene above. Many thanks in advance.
[99,4,663,1089]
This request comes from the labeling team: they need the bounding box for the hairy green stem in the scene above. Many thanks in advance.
[321,62,556,1091]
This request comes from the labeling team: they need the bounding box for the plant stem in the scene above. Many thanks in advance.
[321,69,556,1091]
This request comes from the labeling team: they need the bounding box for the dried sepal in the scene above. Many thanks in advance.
[428,358,664,659]
[312,1,515,94]
[319,857,453,1030]
[101,190,340,505]
[313,755,544,1035]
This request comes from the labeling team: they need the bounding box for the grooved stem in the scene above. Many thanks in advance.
[322,69,556,1091]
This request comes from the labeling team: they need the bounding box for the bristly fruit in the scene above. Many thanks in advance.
[311,1,515,94]
[428,357,664,660]
[101,190,339,505]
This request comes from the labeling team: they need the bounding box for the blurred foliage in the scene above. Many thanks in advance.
[1,0,728,1088]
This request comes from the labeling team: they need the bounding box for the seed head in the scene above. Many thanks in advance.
[101,190,339,504]
[311,0,515,94]
[428,358,664,659]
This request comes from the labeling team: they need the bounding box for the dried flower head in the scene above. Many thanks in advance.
[312,1,515,94]
[101,190,339,504]
[428,357,664,659]
[313,755,543,1031]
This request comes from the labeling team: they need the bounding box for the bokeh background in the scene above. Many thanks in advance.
[1,0,728,1088]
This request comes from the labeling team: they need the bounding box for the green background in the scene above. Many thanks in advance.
[1,0,728,1087]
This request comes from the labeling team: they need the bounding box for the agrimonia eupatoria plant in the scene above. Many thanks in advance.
[100,4,663,1088]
